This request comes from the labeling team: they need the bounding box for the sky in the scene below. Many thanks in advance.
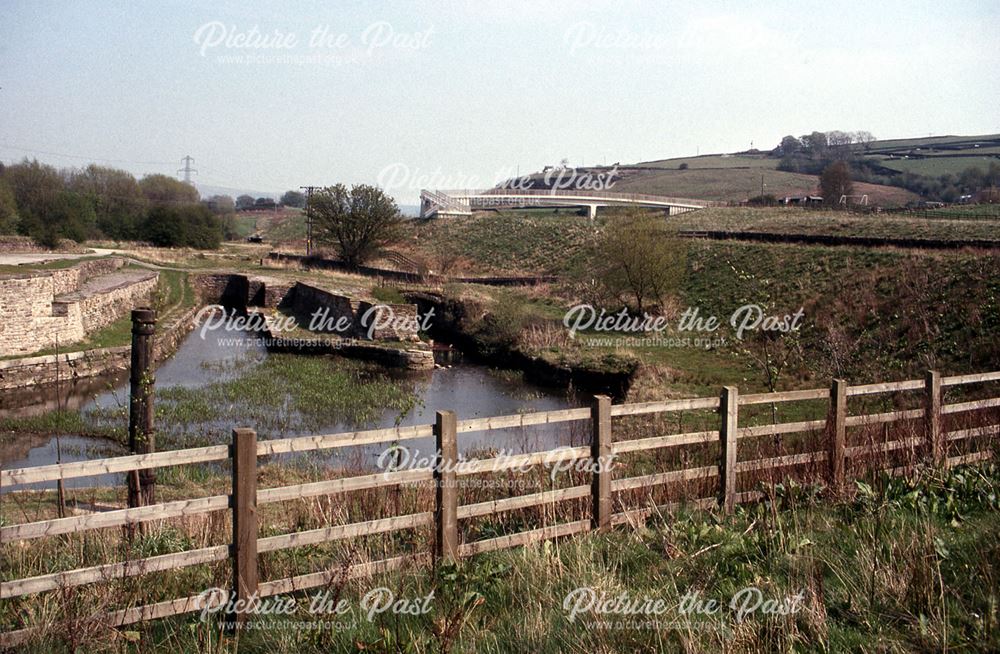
[1,0,998,204]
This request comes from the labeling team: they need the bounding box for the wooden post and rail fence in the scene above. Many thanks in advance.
[1,370,1000,646]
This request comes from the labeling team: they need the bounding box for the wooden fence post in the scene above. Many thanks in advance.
[591,395,612,533]
[434,411,458,564]
[925,370,942,466]
[230,428,258,630]
[128,308,157,513]
[719,386,739,513]
[829,379,847,489]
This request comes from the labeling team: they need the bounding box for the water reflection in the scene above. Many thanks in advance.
[1,327,583,490]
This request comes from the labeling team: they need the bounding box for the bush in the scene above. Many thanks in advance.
[141,204,223,249]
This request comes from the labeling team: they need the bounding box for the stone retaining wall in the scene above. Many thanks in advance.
[0,303,200,391]
[194,273,419,341]
[0,258,156,357]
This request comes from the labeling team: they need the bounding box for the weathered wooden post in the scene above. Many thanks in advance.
[128,308,156,513]
[925,370,942,465]
[719,386,739,513]
[230,428,258,631]
[590,395,612,532]
[434,411,458,564]
[829,379,847,489]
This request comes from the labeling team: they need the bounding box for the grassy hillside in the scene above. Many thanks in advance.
[407,208,1000,386]
[406,212,600,274]
[614,133,1000,202]
[633,153,779,170]
[255,208,307,244]
[670,207,1000,242]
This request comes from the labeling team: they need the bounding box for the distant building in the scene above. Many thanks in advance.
[777,195,823,206]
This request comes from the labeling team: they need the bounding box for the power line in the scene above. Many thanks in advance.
[0,142,176,166]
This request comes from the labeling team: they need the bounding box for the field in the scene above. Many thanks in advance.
[670,206,1000,242]
[875,156,1000,177]
[253,208,307,244]
[632,154,779,170]
[594,166,919,206]
[606,133,1000,203]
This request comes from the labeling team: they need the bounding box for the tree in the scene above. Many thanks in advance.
[139,174,199,204]
[819,161,853,205]
[69,164,146,239]
[235,194,255,210]
[205,194,235,214]
[594,211,686,312]
[853,131,876,150]
[140,204,222,249]
[280,190,306,207]
[310,183,403,266]
[801,131,828,158]
[779,135,801,156]
[0,179,19,234]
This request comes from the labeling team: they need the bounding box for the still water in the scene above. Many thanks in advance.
[1,328,584,491]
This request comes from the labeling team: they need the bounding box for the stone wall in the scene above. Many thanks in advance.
[191,273,419,341]
[0,235,88,254]
[0,274,87,355]
[0,258,155,357]
[78,272,158,332]
[0,303,200,391]
[356,300,420,341]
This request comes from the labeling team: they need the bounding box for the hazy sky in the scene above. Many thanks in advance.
[1,0,997,204]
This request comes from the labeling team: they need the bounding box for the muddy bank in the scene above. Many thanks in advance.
[406,291,638,400]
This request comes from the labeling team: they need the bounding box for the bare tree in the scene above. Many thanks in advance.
[819,161,854,205]
[595,211,686,313]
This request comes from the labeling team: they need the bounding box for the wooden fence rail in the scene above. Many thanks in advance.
[2,369,999,647]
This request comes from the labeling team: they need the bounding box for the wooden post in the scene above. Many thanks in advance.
[925,370,942,466]
[829,379,847,489]
[230,428,258,630]
[434,411,458,564]
[719,386,739,513]
[128,308,156,510]
[590,395,612,533]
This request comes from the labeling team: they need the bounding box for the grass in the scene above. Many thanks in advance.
[670,206,1000,241]
[405,212,600,275]
[402,207,1000,399]
[225,214,259,240]
[876,156,1000,177]
[2,459,997,652]
[633,153,780,170]
[257,209,307,243]
[0,254,110,276]
[610,167,822,202]
[0,268,197,361]
[84,353,420,449]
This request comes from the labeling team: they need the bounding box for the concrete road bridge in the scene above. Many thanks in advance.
[419,188,719,219]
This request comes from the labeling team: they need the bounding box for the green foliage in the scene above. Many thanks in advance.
[593,211,687,311]
[0,158,223,249]
[371,285,406,304]
[141,204,223,249]
[138,174,199,204]
[280,189,306,208]
[0,178,19,234]
[473,294,530,355]
[311,183,403,266]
